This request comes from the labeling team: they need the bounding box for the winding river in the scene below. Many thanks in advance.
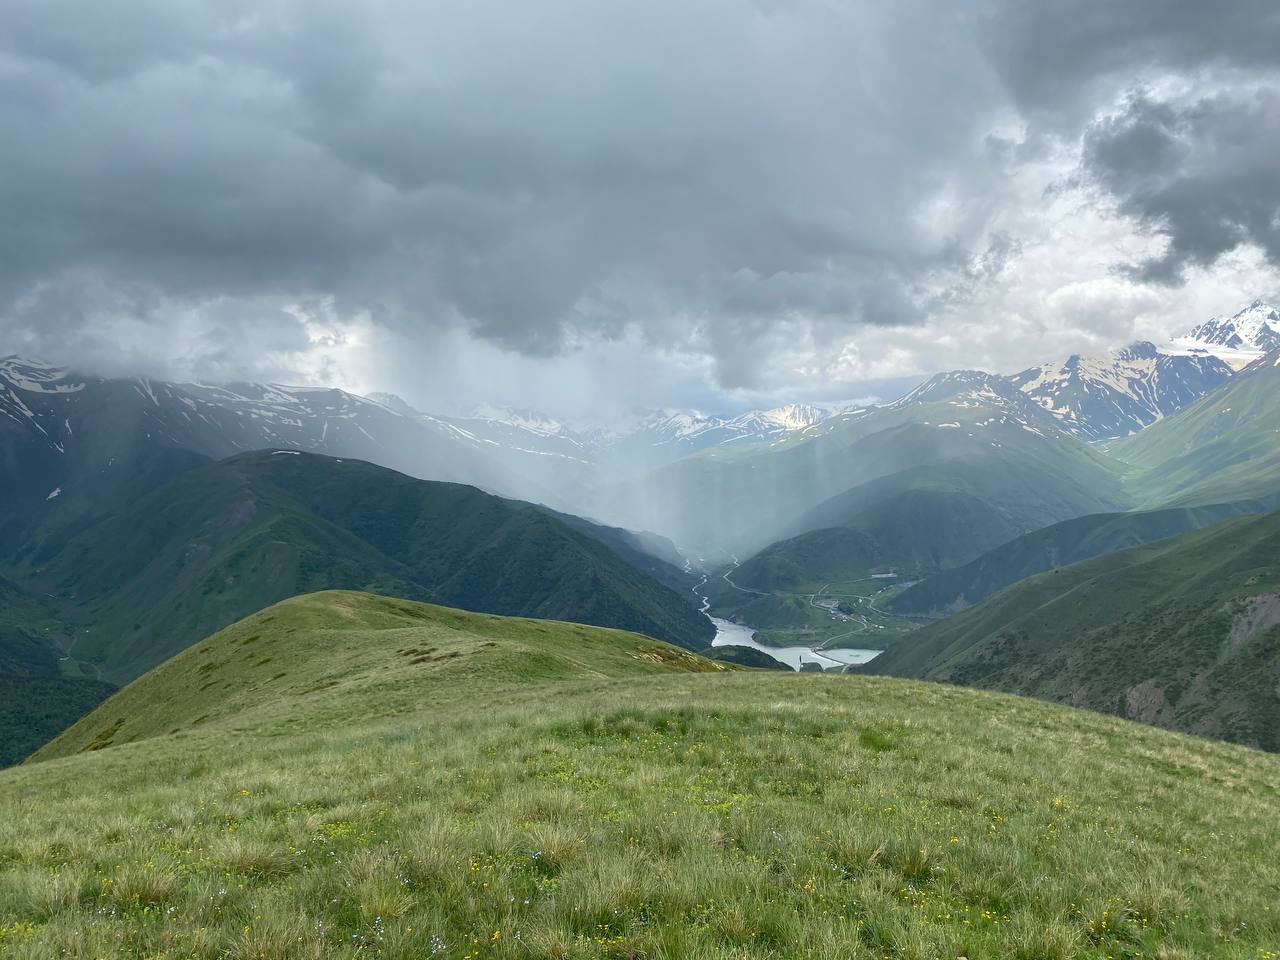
[688,564,882,671]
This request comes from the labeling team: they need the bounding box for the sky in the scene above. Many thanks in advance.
[1,0,1278,419]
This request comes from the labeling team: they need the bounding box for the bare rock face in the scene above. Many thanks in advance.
[1124,680,1169,725]
[1011,342,1233,440]
[1227,592,1280,655]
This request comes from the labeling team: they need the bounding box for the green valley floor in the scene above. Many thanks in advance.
[1,592,1277,959]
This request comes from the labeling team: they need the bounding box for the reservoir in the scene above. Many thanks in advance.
[709,616,881,671]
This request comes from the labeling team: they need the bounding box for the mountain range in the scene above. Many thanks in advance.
[4,302,1272,554]
[27,451,711,680]
[0,356,597,551]
[4,300,1280,762]
[617,365,1132,554]
[1172,298,1280,368]
[0,450,713,764]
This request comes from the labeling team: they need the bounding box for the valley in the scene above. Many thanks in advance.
[4,301,1280,957]
[6,12,1279,957]
[687,561,885,670]
[7,301,1280,750]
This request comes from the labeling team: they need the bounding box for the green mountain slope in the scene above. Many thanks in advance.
[529,507,697,601]
[864,355,1280,620]
[0,386,211,565]
[0,575,68,678]
[708,645,790,669]
[0,576,114,767]
[1114,349,1280,507]
[890,498,1279,616]
[788,450,1127,541]
[4,591,1278,958]
[870,511,1280,750]
[34,591,722,760]
[733,488,1021,592]
[727,435,1135,595]
[616,373,1128,554]
[28,451,712,686]
[712,449,1127,651]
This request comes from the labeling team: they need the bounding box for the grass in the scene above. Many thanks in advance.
[1,591,1278,958]
[870,511,1280,751]
[1111,353,1280,509]
[889,500,1276,617]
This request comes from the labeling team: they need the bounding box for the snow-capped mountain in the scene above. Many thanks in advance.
[368,393,591,461]
[619,404,834,445]
[846,341,1233,443]
[602,402,856,467]
[0,361,480,474]
[0,358,594,545]
[888,369,1065,434]
[375,398,847,467]
[0,358,877,535]
[1171,299,1280,369]
[743,403,837,432]
[461,404,580,436]
[1011,341,1234,440]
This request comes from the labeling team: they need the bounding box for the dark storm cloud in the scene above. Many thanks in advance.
[980,0,1280,286]
[1082,89,1280,284]
[0,0,1008,378]
[982,0,1280,123]
[0,0,1277,386]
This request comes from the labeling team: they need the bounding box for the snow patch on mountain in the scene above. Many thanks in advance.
[1011,341,1233,440]
[0,357,85,394]
[464,404,582,439]
[1170,299,1280,370]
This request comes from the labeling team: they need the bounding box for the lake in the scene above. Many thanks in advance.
[709,617,881,671]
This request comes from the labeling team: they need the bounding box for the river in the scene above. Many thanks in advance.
[688,564,882,671]
[709,617,880,670]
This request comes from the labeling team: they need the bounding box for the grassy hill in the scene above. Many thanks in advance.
[890,498,1277,617]
[870,511,1280,751]
[3,591,1278,958]
[23,451,711,686]
[33,591,723,760]
[1114,350,1280,507]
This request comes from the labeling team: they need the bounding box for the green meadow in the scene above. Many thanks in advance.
[1,592,1277,959]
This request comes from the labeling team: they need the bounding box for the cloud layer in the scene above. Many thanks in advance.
[1,0,1277,412]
